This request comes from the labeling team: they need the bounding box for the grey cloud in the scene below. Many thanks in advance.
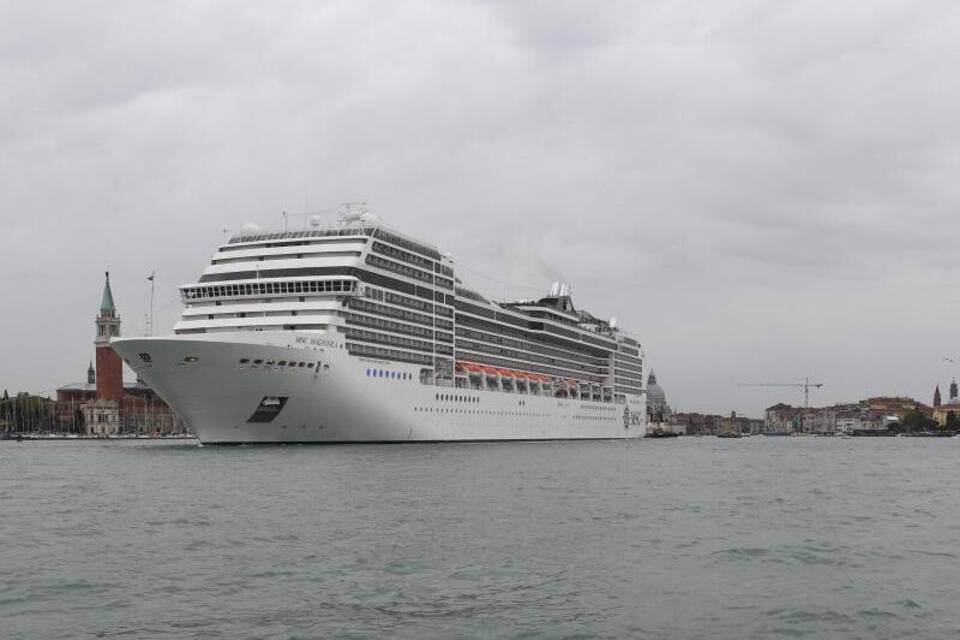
[2,0,959,414]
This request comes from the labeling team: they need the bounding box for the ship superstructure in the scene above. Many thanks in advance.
[113,209,646,443]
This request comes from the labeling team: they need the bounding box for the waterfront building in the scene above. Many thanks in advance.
[718,411,763,435]
[669,411,761,435]
[862,396,928,421]
[670,412,718,435]
[835,414,858,434]
[834,405,867,434]
[801,408,837,435]
[81,399,120,436]
[765,403,801,434]
[931,379,960,427]
[54,273,184,435]
[853,412,887,432]
[771,400,914,435]
[932,405,959,427]
[645,371,672,423]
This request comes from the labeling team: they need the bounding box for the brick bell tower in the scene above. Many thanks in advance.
[95,271,124,402]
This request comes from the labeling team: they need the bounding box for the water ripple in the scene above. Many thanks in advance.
[2,438,960,639]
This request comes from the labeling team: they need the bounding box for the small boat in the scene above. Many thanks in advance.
[717,431,742,438]
[647,428,679,438]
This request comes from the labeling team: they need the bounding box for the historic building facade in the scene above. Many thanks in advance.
[645,371,673,423]
[932,380,960,427]
[56,273,183,435]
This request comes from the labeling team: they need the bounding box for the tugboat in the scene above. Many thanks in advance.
[647,427,679,439]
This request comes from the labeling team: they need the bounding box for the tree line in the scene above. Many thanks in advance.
[893,409,959,433]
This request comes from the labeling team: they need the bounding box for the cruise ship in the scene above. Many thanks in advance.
[112,208,647,443]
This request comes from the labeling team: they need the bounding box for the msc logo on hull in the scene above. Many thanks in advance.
[623,407,643,429]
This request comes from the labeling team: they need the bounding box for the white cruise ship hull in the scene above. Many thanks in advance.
[113,333,646,444]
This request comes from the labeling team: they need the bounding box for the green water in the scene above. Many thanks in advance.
[1,437,958,638]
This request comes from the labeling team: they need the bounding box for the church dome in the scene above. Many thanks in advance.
[647,371,667,407]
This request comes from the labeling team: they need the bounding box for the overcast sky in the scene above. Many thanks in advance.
[2,1,959,416]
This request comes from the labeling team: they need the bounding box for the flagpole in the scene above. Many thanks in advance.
[147,271,156,336]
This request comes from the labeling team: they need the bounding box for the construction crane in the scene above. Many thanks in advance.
[738,377,824,408]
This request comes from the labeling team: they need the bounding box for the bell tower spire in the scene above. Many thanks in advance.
[94,271,123,401]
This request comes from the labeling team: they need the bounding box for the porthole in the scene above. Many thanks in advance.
[278,361,287,366]
[239,358,250,364]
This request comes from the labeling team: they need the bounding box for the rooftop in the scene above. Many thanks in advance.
[57,381,150,393]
